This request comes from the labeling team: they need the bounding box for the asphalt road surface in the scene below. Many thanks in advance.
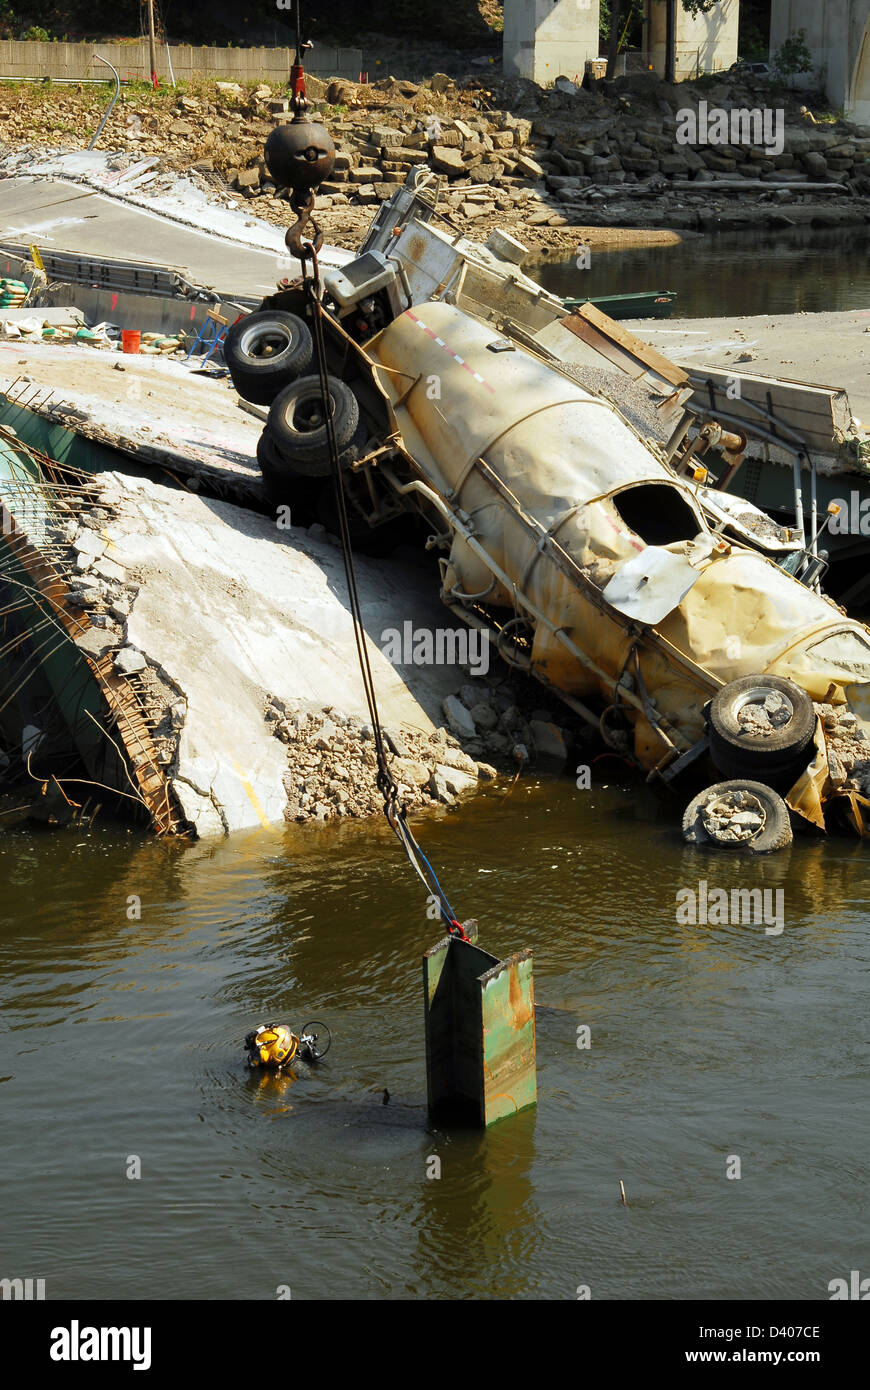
[0,175,348,300]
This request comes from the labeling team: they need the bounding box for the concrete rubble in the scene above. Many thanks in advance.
[17,467,571,837]
[0,71,867,262]
[737,692,791,737]
[816,702,870,796]
[266,678,571,824]
[700,788,767,843]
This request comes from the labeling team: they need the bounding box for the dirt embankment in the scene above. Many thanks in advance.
[1,68,867,258]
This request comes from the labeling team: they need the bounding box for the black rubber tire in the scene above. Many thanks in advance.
[256,428,283,475]
[682,779,793,853]
[708,737,813,790]
[224,310,313,406]
[256,430,319,515]
[268,374,360,476]
[708,675,815,780]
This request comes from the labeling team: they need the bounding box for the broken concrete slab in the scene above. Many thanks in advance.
[443,694,476,740]
[74,528,107,559]
[173,769,226,838]
[75,626,120,657]
[436,763,478,796]
[114,646,147,675]
[89,469,489,836]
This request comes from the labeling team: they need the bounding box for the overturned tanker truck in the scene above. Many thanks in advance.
[226,170,870,852]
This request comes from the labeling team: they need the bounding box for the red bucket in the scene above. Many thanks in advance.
[121,330,141,354]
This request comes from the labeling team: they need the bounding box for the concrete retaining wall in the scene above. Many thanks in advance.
[646,0,740,80]
[770,0,870,125]
[0,39,364,84]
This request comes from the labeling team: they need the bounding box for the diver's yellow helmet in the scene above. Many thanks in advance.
[247,1023,299,1068]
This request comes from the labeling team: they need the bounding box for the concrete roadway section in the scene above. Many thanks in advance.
[628,308,870,424]
[0,176,348,302]
[99,470,472,836]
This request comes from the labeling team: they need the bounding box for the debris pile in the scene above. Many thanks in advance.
[2,70,867,254]
[227,73,870,243]
[817,702,870,795]
[267,697,496,822]
[2,315,112,347]
[266,678,577,823]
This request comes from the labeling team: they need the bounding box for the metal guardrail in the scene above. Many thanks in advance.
[0,242,218,301]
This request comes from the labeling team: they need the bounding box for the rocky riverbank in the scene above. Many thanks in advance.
[1,68,867,258]
[266,673,582,824]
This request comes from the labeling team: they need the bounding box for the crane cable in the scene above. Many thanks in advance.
[300,249,467,940]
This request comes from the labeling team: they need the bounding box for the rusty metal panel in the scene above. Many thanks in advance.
[423,934,537,1127]
[785,718,829,831]
[479,950,537,1125]
[685,366,853,455]
[422,935,455,1114]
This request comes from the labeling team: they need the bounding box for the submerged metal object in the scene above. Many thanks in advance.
[288,182,870,839]
[423,926,537,1127]
[366,298,870,822]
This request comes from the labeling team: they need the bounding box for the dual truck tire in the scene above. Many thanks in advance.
[684,675,817,853]
[227,309,362,480]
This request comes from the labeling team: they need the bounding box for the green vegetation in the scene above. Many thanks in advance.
[772,27,814,82]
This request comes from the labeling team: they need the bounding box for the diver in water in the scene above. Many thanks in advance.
[244,1020,331,1071]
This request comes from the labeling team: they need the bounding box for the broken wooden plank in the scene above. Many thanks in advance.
[562,303,690,389]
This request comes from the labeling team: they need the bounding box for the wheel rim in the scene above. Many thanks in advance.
[289,393,333,434]
[701,789,767,843]
[300,1020,331,1058]
[239,322,295,361]
[730,686,795,737]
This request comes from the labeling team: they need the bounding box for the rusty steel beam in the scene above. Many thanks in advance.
[423,927,537,1128]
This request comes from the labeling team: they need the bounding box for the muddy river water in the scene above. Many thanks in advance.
[534,225,870,317]
[1,773,867,1300]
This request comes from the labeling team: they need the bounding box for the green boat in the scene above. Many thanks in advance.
[563,289,677,320]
